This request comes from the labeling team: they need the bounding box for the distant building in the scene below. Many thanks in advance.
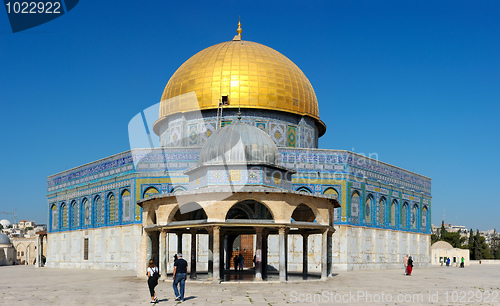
[431,241,469,266]
[432,223,468,235]
[18,220,36,230]
[480,229,497,247]
[11,237,37,265]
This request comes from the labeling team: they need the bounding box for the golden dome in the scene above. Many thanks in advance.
[155,39,325,135]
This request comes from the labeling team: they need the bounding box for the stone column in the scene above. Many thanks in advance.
[159,230,167,277]
[208,228,213,280]
[262,232,268,280]
[220,232,226,279]
[302,233,309,279]
[279,227,288,282]
[327,231,333,276]
[176,232,183,254]
[146,233,153,265]
[321,229,329,280]
[212,226,221,283]
[190,228,197,279]
[224,235,230,271]
[36,235,41,268]
[255,228,263,281]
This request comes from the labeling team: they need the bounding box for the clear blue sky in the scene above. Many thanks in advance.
[1,1,498,231]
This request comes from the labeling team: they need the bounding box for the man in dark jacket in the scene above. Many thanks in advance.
[173,253,188,302]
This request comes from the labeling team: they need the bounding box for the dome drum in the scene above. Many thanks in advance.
[155,108,320,149]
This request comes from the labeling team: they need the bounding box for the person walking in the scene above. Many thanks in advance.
[146,259,159,303]
[407,256,413,276]
[238,253,244,271]
[233,255,239,271]
[403,255,409,275]
[173,253,188,302]
[460,257,465,268]
[446,257,450,267]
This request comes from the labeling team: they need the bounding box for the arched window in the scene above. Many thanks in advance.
[323,187,339,198]
[273,172,282,185]
[422,206,428,231]
[108,193,116,223]
[377,197,386,226]
[171,186,187,193]
[94,195,104,225]
[411,204,418,229]
[61,203,68,229]
[350,191,360,223]
[390,200,397,226]
[143,187,159,198]
[51,204,58,231]
[296,186,312,193]
[365,194,374,224]
[82,198,91,227]
[71,200,79,228]
[401,202,409,228]
[324,187,339,222]
[121,189,131,222]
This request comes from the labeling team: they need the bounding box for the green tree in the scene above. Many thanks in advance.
[0,224,3,230]
[440,221,446,240]
[471,230,494,260]
[491,229,500,259]
[443,231,465,248]
[431,233,439,245]
[474,230,482,260]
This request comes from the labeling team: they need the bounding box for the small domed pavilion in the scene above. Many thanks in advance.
[139,119,339,282]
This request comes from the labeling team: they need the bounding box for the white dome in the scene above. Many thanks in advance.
[199,121,280,166]
[0,219,11,227]
[431,241,453,250]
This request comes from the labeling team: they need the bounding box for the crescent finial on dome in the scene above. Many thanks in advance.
[233,17,242,41]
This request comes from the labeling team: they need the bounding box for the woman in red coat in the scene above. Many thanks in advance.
[406,256,413,276]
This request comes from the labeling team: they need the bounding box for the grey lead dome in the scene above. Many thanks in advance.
[199,121,280,166]
[0,233,11,245]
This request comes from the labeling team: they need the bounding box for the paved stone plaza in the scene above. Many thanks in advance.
[1,265,499,305]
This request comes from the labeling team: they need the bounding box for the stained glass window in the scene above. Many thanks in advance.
[401,202,408,228]
[365,195,373,223]
[390,200,397,226]
[95,196,104,225]
[83,199,91,226]
[122,190,131,222]
[422,206,428,230]
[71,200,79,228]
[324,188,339,222]
[411,204,418,229]
[377,197,386,226]
[351,191,359,219]
[108,194,116,223]
[51,204,58,230]
[61,203,68,229]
